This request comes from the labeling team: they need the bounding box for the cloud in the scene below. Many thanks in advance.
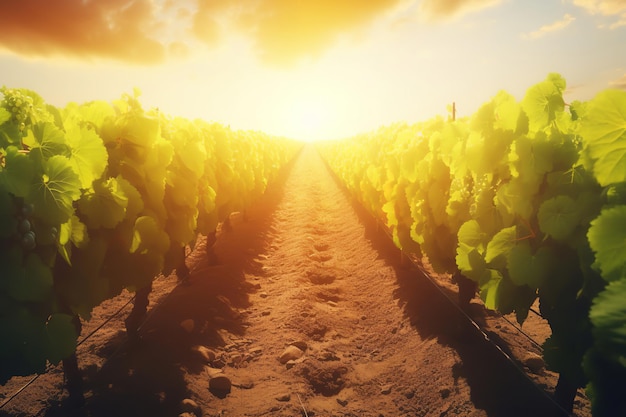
[232,0,403,65]
[572,0,626,15]
[521,14,576,39]
[418,0,502,21]
[0,0,408,66]
[610,73,626,89]
[0,0,506,66]
[0,0,168,64]
[572,0,626,29]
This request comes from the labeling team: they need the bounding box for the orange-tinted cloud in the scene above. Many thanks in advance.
[0,0,167,64]
[610,73,626,89]
[230,0,403,65]
[521,14,576,40]
[419,0,502,20]
[573,0,626,15]
[0,0,504,66]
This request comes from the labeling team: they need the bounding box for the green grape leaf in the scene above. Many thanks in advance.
[59,214,88,247]
[130,215,170,256]
[588,206,626,282]
[0,307,48,380]
[7,252,53,302]
[521,73,566,132]
[478,269,504,310]
[457,219,488,249]
[0,246,21,293]
[65,100,115,130]
[0,189,17,238]
[23,122,69,160]
[485,225,517,266]
[496,179,537,220]
[65,125,108,189]
[177,139,206,175]
[78,177,129,229]
[45,313,78,364]
[494,91,521,132]
[581,89,626,186]
[590,277,626,360]
[119,112,161,148]
[166,170,199,209]
[116,175,143,220]
[0,119,23,147]
[58,214,89,264]
[0,146,35,198]
[538,195,581,241]
[0,107,10,125]
[456,245,488,283]
[27,155,82,225]
[507,242,553,288]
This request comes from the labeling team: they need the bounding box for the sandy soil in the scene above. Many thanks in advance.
[0,145,591,417]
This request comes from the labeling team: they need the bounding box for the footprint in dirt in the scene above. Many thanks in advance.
[306,268,336,285]
[309,252,333,263]
[314,288,343,303]
[298,361,349,396]
[313,242,330,252]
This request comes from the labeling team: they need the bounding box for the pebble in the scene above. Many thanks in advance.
[290,340,308,352]
[248,347,263,356]
[380,385,392,395]
[275,393,291,402]
[404,389,416,399]
[261,311,271,316]
[191,345,216,363]
[233,379,255,389]
[337,398,349,406]
[209,375,232,394]
[523,352,545,373]
[180,319,195,333]
[228,352,243,365]
[260,292,269,298]
[180,398,200,416]
[279,345,304,364]
[206,366,224,378]
[439,388,451,399]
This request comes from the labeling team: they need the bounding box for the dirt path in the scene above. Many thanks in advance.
[0,145,589,417]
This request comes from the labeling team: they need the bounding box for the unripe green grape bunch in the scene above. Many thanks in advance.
[1,87,34,129]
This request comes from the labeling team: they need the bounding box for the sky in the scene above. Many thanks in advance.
[0,0,625,142]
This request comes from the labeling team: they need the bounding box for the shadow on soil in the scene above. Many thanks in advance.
[326,173,567,417]
[42,149,302,417]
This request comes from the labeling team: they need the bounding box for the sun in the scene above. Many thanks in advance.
[283,98,332,142]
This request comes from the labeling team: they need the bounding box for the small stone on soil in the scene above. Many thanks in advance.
[191,345,216,363]
[180,319,194,333]
[380,385,392,395]
[279,345,304,364]
[290,340,308,351]
[523,352,545,373]
[275,393,291,402]
[209,375,232,396]
[180,398,200,415]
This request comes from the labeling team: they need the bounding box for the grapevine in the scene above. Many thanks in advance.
[317,74,626,415]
